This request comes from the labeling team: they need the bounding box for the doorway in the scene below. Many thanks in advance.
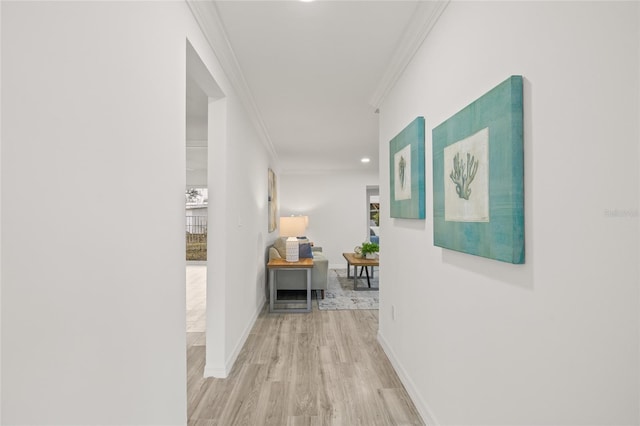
[366,185,380,243]
[185,42,211,403]
[185,188,208,261]
[185,40,230,385]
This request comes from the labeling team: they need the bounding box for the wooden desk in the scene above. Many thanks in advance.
[342,252,379,291]
[267,258,314,313]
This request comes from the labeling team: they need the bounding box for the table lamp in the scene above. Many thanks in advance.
[279,216,307,262]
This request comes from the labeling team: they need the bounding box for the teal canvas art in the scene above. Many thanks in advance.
[389,117,425,219]
[432,76,524,264]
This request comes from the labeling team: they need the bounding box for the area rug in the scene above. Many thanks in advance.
[317,268,378,310]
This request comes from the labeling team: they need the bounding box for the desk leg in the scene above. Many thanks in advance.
[269,269,275,313]
[352,265,378,291]
[347,261,352,278]
[306,268,311,312]
[353,265,357,290]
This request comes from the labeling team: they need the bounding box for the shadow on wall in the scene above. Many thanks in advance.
[257,232,267,307]
[390,217,427,231]
[439,77,535,291]
[441,77,533,291]
[441,249,534,290]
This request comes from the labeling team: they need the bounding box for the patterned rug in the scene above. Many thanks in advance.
[317,268,379,310]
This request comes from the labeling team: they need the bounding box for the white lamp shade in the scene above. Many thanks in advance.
[279,216,306,237]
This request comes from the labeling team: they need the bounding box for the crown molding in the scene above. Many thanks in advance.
[186,0,279,162]
[369,0,450,111]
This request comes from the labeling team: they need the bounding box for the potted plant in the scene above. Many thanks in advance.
[361,241,379,259]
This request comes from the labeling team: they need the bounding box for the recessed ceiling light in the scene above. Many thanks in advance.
[361,157,370,163]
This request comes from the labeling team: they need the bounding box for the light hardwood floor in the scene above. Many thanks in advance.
[186,265,424,426]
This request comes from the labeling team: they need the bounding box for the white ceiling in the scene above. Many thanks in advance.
[187,0,447,175]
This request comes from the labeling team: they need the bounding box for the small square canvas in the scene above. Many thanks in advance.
[389,117,425,219]
[432,76,524,264]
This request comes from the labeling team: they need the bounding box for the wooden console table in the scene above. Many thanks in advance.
[342,252,379,291]
[267,258,314,313]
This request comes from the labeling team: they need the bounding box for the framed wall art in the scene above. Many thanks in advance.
[389,116,425,219]
[432,75,524,264]
[268,168,277,232]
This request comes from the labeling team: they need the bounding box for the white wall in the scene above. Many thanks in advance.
[378,2,639,425]
[213,93,276,376]
[1,1,275,424]
[0,2,3,421]
[186,146,207,187]
[280,170,378,268]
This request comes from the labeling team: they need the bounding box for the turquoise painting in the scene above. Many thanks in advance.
[432,76,524,264]
[390,117,425,219]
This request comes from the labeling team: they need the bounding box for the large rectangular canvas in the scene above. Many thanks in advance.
[432,76,524,263]
[389,117,425,219]
[268,168,277,232]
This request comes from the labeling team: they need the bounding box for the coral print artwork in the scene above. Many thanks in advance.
[444,127,489,222]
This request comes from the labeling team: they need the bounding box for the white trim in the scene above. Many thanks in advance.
[186,0,278,162]
[203,364,228,379]
[204,299,266,378]
[205,96,228,379]
[226,298,265,372]
[369,0,450,110]
[377,331,440,426]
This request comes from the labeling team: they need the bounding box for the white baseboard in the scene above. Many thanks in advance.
[203,298,265,378]
[226,297,264,370]
[377,331,439,426]
[203,364,228,378]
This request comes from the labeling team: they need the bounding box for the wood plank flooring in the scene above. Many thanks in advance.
[186,265,424,426]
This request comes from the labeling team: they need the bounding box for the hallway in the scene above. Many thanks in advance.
[185,266,423,425]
